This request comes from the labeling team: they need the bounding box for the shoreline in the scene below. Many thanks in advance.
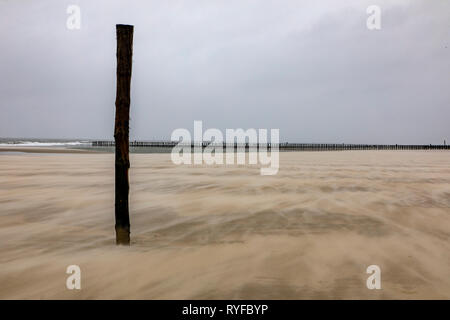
[1,146,449,155]
[0,147,103,154]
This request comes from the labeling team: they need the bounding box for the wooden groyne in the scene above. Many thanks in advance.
[92,141,450,151]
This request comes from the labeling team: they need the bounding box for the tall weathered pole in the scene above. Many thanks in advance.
[114,24,133,245]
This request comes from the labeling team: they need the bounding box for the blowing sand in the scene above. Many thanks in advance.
[0,150,449,299]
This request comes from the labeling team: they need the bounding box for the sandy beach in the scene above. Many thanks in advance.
[0,150,449,299]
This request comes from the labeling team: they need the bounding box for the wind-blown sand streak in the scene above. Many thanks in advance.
[0,151,449,299]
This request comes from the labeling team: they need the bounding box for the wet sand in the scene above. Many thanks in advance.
[0,151,449,299]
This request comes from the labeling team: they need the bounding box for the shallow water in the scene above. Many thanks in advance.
[0,151,449,299]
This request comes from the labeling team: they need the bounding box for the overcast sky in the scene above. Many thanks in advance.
[0,0,448,143]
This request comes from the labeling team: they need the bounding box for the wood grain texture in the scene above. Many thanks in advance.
[114,24,133,245]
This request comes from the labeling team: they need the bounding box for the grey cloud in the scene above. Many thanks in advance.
[0,0,448,143]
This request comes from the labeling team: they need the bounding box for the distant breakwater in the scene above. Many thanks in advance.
[91,141,449,151]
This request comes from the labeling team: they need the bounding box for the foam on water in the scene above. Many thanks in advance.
[0,139,90,147]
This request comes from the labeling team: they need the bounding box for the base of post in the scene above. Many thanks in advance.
[115,226,130,245]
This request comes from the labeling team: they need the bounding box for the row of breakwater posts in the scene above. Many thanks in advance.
[92,141,450,151]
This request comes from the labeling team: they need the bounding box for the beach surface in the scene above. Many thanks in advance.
[0,150,449,299]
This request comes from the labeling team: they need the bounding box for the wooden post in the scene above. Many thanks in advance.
[114,24,134,245]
